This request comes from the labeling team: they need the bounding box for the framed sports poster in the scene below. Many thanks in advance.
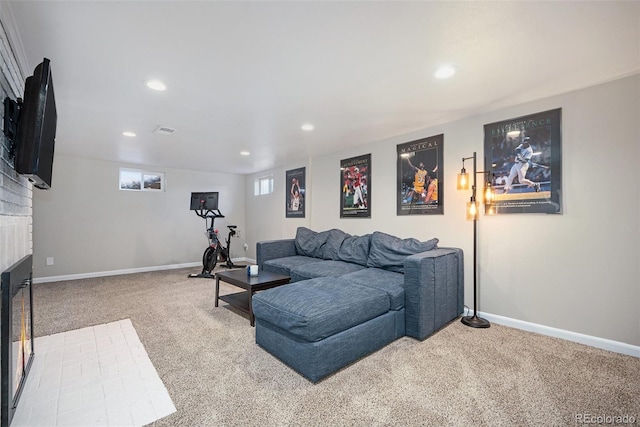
[340,154,370,218]
[484,108,562,214]
[286,167,306,218]
[397,134,443,215]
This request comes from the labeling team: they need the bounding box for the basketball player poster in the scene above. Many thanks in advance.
[397,134,444,215]
[286,167,306,218]
[340,154,371,218]
[484,108,562,214]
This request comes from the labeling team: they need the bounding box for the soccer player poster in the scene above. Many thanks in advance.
[397,134,444,215]
[286,167,306,218]
[340,154,370,218]
[484,108,562,214]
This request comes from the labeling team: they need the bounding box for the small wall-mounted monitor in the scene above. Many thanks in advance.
[190,192,219,211]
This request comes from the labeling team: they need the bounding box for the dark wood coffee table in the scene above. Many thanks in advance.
[214,269,291,326]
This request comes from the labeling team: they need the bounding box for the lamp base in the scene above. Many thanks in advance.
[461,315,490,328]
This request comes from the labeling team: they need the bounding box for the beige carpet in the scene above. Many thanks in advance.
[33,268,640,426]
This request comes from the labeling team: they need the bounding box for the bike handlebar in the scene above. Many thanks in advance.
[194,209,225,220]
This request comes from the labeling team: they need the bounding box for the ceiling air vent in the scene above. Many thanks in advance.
[154,125,176,135]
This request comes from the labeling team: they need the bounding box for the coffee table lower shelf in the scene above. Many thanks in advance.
[218,292,250,317]
[214,269,291,326]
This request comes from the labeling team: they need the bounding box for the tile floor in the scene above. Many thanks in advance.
[11,319,176,426]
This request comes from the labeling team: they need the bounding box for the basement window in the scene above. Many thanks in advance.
[254,175,274,196]
[119,168,165,191]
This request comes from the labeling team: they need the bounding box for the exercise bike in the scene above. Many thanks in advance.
[188,201,243,279]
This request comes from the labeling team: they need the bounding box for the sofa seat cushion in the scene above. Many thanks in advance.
[263,256,323,278]
[290,260,366,282]
[252,277,390,342]
[339,268,405,311]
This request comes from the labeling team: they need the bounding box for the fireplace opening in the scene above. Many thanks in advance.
[1,254,35,427]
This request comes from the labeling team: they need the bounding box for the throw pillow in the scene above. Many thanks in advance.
[367,231,439,273]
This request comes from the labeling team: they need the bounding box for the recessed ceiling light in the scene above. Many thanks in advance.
[434,65,456,79]
[301,123,315,131]
[146,80,167,91]
[122,131,136,137]
[240,151,250,156]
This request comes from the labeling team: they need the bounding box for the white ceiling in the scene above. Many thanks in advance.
[5,1,639,175]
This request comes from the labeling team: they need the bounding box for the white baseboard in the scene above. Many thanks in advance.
[474,310,640,358]
[33,262,202,284]
[33,257,258,284]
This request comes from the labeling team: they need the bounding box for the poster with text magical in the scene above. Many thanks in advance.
[397,134,443,215]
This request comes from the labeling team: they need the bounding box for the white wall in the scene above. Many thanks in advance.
[244,163,310,261]
[32,155,246,278]
[245,74,640,347]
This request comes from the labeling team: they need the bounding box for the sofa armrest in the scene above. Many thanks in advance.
[403,248,464,340]
[256,239,297,269]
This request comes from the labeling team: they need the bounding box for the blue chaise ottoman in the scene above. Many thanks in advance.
[252,276,400,383]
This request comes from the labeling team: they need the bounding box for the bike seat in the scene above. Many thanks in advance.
[228,225,237,229]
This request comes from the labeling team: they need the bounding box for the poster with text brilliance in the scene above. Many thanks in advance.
[286,167,306,218]
[485,108,562,214]
[397,134,444,215]
[340,154,370,218]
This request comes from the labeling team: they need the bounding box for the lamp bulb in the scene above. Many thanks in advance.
[485,187,493,202]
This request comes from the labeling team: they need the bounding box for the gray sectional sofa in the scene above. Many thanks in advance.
[252,227,464,383]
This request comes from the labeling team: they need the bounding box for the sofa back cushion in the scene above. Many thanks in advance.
[336,234,371,266]
[323,229,350,260]
[295,227,330,259]
[367,231,438,273]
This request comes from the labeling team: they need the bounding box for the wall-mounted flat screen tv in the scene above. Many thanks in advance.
[15,58,57,190]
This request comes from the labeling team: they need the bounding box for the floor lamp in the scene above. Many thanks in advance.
[457,152,491,328]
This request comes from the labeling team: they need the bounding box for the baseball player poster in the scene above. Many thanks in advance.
[340,154,370,218]
[397,134,444,215]
[286,167,306,218]
[484,108,562,214]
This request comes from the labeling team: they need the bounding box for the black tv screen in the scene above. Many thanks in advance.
[190,192,219,211]
[15,58,57,190]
